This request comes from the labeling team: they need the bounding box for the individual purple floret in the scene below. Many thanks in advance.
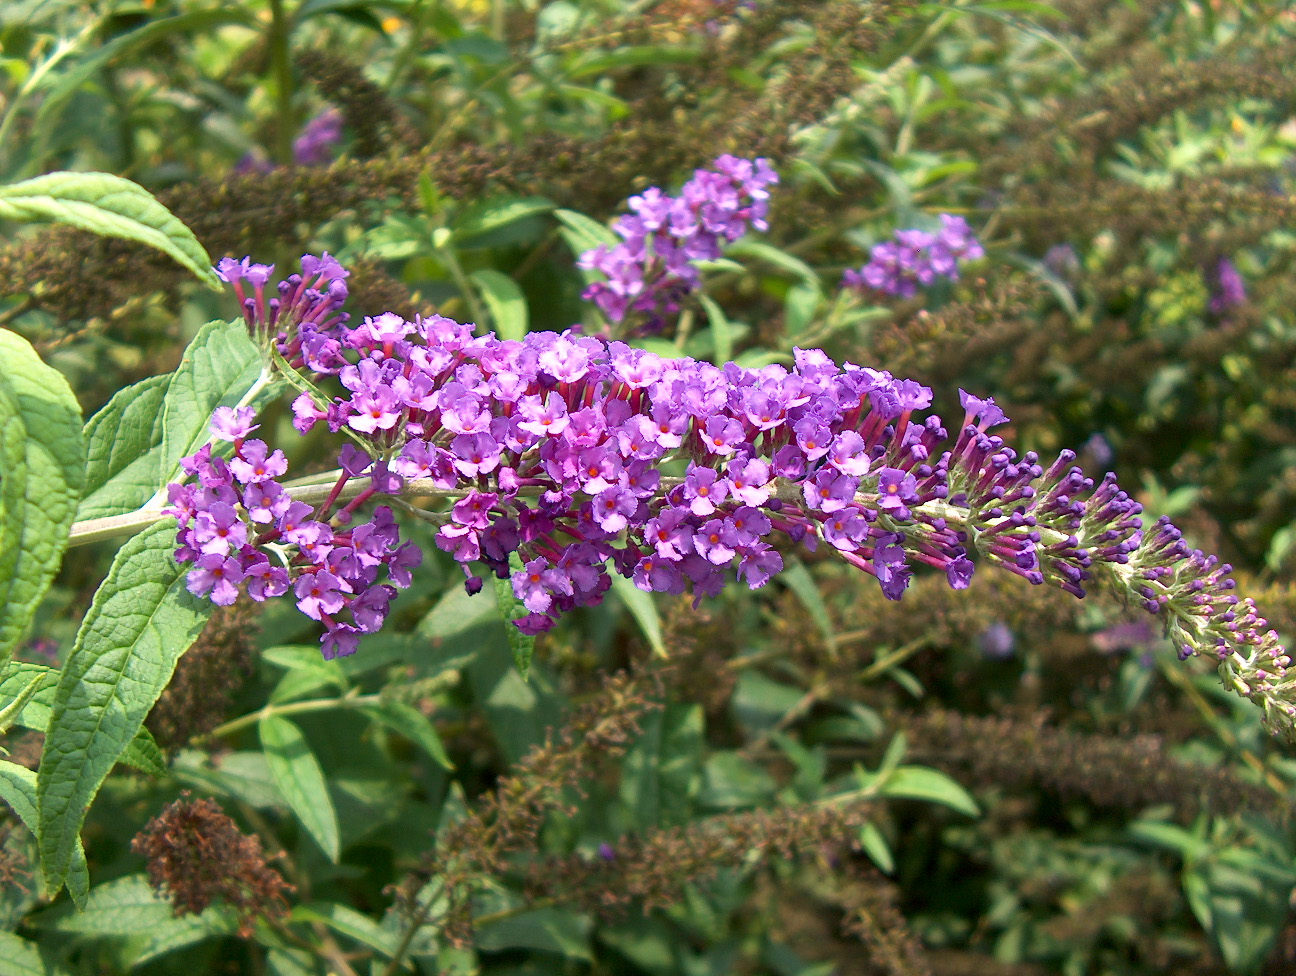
[1208,257,1247,315]
[843,214,984,297]
[185,252,1295,737]
[578,155,779,327]
[293,108,344,166]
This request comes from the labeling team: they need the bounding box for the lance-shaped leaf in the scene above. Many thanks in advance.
[76,373,169,521]
[0,172,219,288]
[259,714,340,862]
[0,761,89,908]
[36,521,212,896]
[0,330,85,667]
[0,662,165,775]
[76,319,279,522]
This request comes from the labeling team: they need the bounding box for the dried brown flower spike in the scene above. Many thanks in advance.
[131,793,293,937]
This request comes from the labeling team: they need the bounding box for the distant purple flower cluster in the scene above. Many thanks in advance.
[843,214,984,297]
[166,406,421,660]
[293,108,344,166]
[1208,257,1247,315]
[578,155,778,325]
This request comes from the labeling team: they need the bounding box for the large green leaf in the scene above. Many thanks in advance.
[0,661,164,775]
[0,330,85,667]
[0,931,72,976]
[0,761,89,908]
[76,373,169,521]
[259,714,340,862]
[36,521,213,896]
[31,874,220,935]
[0,173,219,288]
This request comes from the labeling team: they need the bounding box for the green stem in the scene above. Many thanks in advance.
[206,689,382,741]
[67,476,465,548]
[268,0,296,166]
[440,243,487,328]
[381,880,445,976]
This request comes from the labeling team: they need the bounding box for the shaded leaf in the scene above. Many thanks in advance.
[470,269,528,341]
[0,330,85,667]
[36,521,212,896]
[259,714,340,862]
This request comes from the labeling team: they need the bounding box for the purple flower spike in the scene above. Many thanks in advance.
[182,251,1294,738]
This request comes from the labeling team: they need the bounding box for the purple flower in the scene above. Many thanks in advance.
[844,214,983,297]
[210,406,259,442]
[579,156,778,326]
[293,108,344,166]
[229,440,288,484]
[682,464,728,516]
[978,622,1015,660]
[294,570,348,621]
[187,554,244,606]
[1209,258,1247,315]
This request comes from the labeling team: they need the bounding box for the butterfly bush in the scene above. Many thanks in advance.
[578,154,778,326]
[843,214,985,297]
[166,172,1294,737]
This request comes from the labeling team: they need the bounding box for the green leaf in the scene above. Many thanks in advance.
[77,320,279,522]
[697,294,733,365]
[858,822,894,874]
[1187,856,1292,975]
[725,240,820,287]
[259,714,340,862]
[119,906,238,967]
[0,173,219,288]
[476,902,593,961]
[0,661,161,776]
[172,749,283,809]
[567,44,700,79]
[32,874,216,935]
[493,557,536,679]
[470,270,528,341]
[362,699,454,770]
[291,903,403,960]
[0,761,90,909]
[555,208,618,264]
[0,670,49,734]
[0,931,72,976]
[783,281,823,338]
[779,560,836,656]
[879,766,979,817]
[119,727,167,778]
[36,520,213,897]
[0,330,85,667]
[159,320,277,487]
[451,196,554,246]
[77,373,169,520]
[609,574,666,658]
[620,704,703,829]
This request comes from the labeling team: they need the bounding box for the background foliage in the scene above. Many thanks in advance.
[1,0,1295,974]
